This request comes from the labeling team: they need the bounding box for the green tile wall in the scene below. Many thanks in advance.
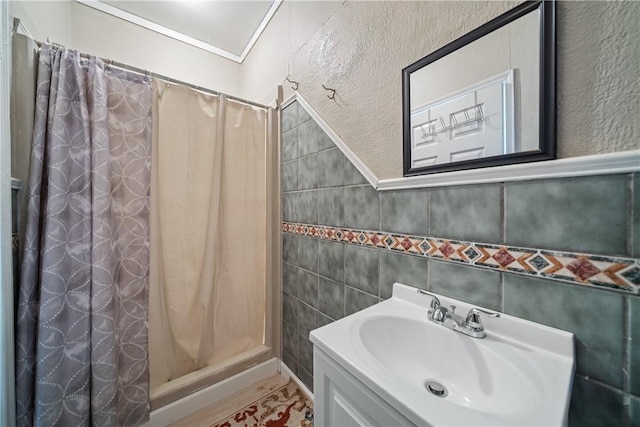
[280,101,639,425]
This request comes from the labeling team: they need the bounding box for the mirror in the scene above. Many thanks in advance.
[402,0,555,176]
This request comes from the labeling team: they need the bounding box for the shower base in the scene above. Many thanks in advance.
[146,346,274,426]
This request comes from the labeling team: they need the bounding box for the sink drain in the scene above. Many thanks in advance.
[425,380,448,398]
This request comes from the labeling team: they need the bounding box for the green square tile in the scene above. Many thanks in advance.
[298,119,332,157]
[568,376,623,427]
[298,236,318,273]
[381,188,429,235]
[428,260,501,311]
[282,161,297,192]
[297,154,318,190]
[283,262,298,297]
[345,286,378,316]
[282,351,298,376]
[281,128,297,162]
[298,269,318,309]
[344,159,369,186]
[504,274,624,388]
[345,185,379,230]
[431,183,501,243]
[298,302,318,340]
[345,245,379,295]
[298,334,314,374]
[318,240,344,283]
[379,251,428,299]
[283,234,298,265]
[283,292,298,328]
[630,296,640,395]
[319,276,345,321]
[297,190,318,224]
[506,175,627,255]
[318,188,344,227]
[297,103,312,126]
[318,148,345,188]
[630,395,640,427]
[283,322,298,359]
[282,102,297,134]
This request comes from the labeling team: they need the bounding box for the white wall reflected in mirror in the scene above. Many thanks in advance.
[408,8,540,169]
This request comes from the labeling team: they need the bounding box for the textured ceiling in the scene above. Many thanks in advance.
[102,0,275,57]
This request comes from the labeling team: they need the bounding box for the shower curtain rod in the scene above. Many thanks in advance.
[12,20,270,110]
[42,41,270,110]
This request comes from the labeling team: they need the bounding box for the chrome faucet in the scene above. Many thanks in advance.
[417,289,500,338]
[415,289,444,319]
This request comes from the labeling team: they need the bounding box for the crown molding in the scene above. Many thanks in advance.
[74,0,282,63]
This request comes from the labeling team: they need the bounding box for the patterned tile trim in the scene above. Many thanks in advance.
[282,222,640,294]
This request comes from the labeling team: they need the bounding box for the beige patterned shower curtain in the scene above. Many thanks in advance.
[148,82,267,387]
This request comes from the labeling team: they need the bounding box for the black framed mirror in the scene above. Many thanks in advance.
[402,0,555,177]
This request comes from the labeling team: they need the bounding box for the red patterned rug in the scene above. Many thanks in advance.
[213,379,313,427]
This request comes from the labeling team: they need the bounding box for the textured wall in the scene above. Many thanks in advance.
[239,1,344,104]
[245,1,640,179]
[288,1,516,180]
[556,1,640,159]
[281,101,640,426]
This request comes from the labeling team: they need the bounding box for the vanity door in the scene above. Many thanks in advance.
[314,348,414,427]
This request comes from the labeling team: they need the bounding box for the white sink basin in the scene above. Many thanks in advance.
[358,315,541,415]
[310,283,575,427]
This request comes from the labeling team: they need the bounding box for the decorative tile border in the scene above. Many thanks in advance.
[282,222,640,294]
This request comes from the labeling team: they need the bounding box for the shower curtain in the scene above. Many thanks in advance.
[148,82,267,387]
[14,46,152,426]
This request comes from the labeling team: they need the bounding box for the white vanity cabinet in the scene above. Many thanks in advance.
[309,283,575,427]
[313,348,414,427]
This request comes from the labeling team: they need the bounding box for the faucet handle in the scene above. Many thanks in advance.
[464,308,500,331]
[417,289,441,310]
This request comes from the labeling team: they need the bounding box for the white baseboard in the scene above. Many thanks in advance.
[278,360,314,403]
[144,358,278,426]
